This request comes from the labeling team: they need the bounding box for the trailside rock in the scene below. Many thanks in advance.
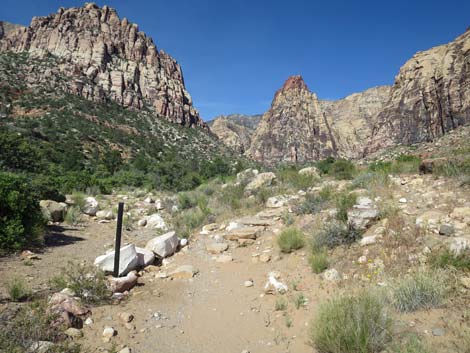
[108,271,138,293]
[266,195,290,208]
[236,168,259,184]
[224,226,264,240]
[206,242,229,254]
[168,265,198,279]
[145,213,167,230]
[83,197,99,216]
[323,268,342,281]
[449,237,470,255]
[96,210,115,220]
[145,231,179,258]
[245,172,276,192]
[94,244,139,276]
[347,197,379,230]
[40,200,67,222]
[135,247,155,267]
[264,272,288,294]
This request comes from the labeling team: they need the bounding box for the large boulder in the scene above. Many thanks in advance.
[236,168,259,184]
[94,244,140,276]
[347,197,379,230]
[135,247,155,267]
[244,172,276,193]
[96,210,115,220]
[145,231,179,258]
[40,200,67,222]
[83,197,99,216]
[145,213,167,230]
[298,166,320,178]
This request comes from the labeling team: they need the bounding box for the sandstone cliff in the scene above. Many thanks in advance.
[0,3,205,128]
[321,86,391,159]
[246,76,338,164]
[208,114,261,153]
[369,29,470,152]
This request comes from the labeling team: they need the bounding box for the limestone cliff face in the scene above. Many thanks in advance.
[369,30,470,152]
[246,76,338,164]
[0,3,205,128]
[208,114,261,153]
[321,86,391,159]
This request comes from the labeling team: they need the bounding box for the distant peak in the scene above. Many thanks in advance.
[281,75,308,91]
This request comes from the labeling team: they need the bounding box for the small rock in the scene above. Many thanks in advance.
[118,312,134,323]
[83,197,99,216]
[60,287,76,297]
[216,255,233,263]
[65,327,83,338]
[118,347,132,353]
[264,272,288,294]
[137,218,147,227]
[323,269,342,281]
[244,280,254,287]
[168,265,198,279]
[399,198,407,203]
[84,317,93,326]
[439,224,455,236]
[358,255,367,264]
[259,253,271,263]
[180,238,188,247]
[109,271,138,293]
[102,326,116,339]
[432,328,445,336]
[206,242,229,254]
[29,341,55,353]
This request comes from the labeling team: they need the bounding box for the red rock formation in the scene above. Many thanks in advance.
[0,3,206,128]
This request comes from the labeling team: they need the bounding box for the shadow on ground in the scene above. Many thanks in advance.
[44,225,86,247]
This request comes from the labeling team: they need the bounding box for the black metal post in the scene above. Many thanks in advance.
[113,202,124,277]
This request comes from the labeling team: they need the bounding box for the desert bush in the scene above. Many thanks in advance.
[390,334,431,353]
[369,154,421,175]
[433,156,470,178]
[0,300,81,353]
[219,183,245,210]
[328,159,357,180]
[7,278,32,302]
[391,271,446,312]
[310,291,392,353]
[309,249,329,274]
[315,157,336,175]
[312,222,361,251]
[428,248,470,271]
[334,192,357,222]
[49,263,110,305]
[64,206,82,225]
[277,227,305,253]
[173,205,212,239]
[352,171,389,190]
[275,297,288,311]
[0,172,45,254]
[295,188,332,215]
[277,165,318,190]
[294,293,307,309]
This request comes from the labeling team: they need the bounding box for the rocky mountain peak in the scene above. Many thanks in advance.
[0,4,207,128]
[281,75,308,91]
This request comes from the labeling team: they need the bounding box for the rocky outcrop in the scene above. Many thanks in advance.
[246,76,338,164]
[368,30,470,152]
[208,114,261,153]
[321,86,391,159]
[0,3,205,128]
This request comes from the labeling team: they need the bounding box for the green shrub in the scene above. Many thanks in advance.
[391,154,421,174]
[173,205,212,239]
[328,159,357,180]
[309,250,329,274]
[433,156,470,177]
[315,157,336,175]
[294,293,307,309]
[390,334,431,353]
[277,227,305,253]
[0,300,81,353]
[310,292,392,353]
[219,184,245,210]
[312,222,361,251]
[49,263,110,305]
[7,278,32,302]
[295,188,332,215]
[392,271,446,312]
[277,165,318,190]
[334,192,357,222]
[275,297,288,311]
[352,172,389,190]
[428,248,470,271]
[0,172,45,254]
[64,206,81,225]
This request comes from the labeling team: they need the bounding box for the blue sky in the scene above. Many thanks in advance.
[2,0,470,120]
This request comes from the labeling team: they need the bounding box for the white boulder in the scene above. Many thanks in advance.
[245,172,276,193]
[135,247,155,267]
[94,244,139,276]
[145,231,179,258]
[83,197,99,216]
[145,213,167,230]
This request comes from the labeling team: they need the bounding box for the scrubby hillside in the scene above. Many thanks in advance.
[0,51,246,194]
